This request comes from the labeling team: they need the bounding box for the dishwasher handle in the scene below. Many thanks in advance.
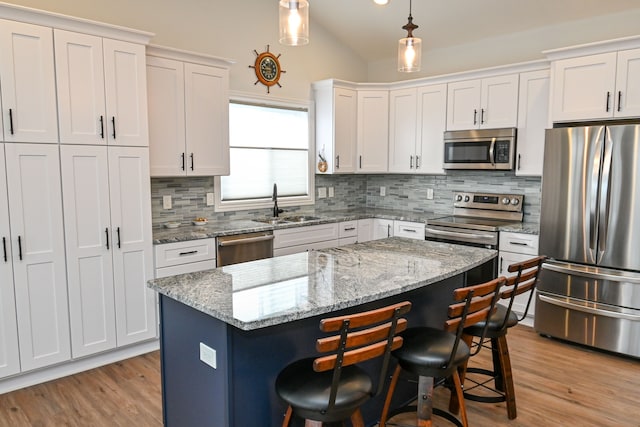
[218,234,274,247]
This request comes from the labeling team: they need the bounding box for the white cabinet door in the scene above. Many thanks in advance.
[393,221,425,240]
[147,56,186,176]
[60,145,117,358]
[551,52,617,122]
[184,63,229,175]
[357,90,388,173]
[0,20,58,143]
[357,219,373,243]
[516,69,550,176]
[372,219,394,240]
[480,74,519,129]
[108,147,155,345]
[5,144,70,371]
[416,83,447,174]
[333,87,357,173]
[388,88,417,173]
[446,79,481,131]
[0,144,20,378]
[54,30,107,145]
[103,39,149,147]
[615,48,640,118]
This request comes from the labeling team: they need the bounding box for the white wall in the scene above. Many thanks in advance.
[368,8,640,82]
[3,0,368,100]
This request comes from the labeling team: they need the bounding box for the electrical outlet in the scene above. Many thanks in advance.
[318,187,327,199]
[380,186,386,196]
[200,342,217,369]
[328,187,334,197]
[426,188,434,200]
[206,192,214,206]
[162,195,172,209]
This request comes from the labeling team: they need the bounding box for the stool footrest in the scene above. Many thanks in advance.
[385,404,464,427]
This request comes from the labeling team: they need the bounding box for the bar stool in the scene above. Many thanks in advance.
[455,255,545,420]
[379,276,506,427]
[275,301,411,427]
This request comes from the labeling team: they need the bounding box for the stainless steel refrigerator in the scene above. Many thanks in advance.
[536,124,640,358]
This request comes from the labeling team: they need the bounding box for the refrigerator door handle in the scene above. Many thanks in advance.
[543,261,640,284]
[538,294,640,322]
[598,130,614,257]
[589,129,604,251]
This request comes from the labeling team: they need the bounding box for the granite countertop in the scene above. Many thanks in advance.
[148,237,497,331]
[152,207,539,244]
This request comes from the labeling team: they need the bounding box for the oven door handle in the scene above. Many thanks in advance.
[218,234,274,247]
[538,294,640,321]
[425,227,494,241]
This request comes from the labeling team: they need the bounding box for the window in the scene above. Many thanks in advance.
[215,96,313,212]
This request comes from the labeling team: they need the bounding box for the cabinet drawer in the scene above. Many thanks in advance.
[154,238,216,268]
[274,223,340,249]
[499,232,539,255]
[393,221,425,240]
[339,221,358,238]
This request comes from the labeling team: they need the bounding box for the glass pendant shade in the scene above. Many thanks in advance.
[279,0,309,46]
[398,36,421,72]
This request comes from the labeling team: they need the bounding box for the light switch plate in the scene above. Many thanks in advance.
[318,187,327,199]
[206,192,214,206]
[328,187,334,197]
[380,186,386,196]
[162,195,172,209]
[426,188,434,200]
[200,342,217,369]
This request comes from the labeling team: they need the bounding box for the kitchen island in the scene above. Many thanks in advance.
[148,237,496,426]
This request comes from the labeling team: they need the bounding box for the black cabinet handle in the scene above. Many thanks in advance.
[605,92,611,112]
[409,155,414,169]
[473,109,477,125]
[190,153,194,171]
[618,91,622,112]
[415,155,420,169]
[359,155,362,169]
[480,108,485,124]
[105,227,110,250]
[99,116,105,139]
[179,250,198,256]
[18,235,22,260]
[2,237,6,262]
[111,117,116,139]
[116,227,121,249]
[181,153,185,171]
[518,154,521,170]
[336,155,340,169]
[9,108,14,135]
[500,256,503,273]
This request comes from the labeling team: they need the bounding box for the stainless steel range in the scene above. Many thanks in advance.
[426,192,524,284]
[426,192,524,249]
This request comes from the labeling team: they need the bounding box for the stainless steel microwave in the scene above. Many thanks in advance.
[443,128,517,170]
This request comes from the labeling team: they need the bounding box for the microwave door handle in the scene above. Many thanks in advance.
[489,137,496,165]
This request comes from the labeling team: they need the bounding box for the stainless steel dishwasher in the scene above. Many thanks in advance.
[216,231,274,266]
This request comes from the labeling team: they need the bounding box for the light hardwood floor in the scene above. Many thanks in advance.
[0,326,638,426]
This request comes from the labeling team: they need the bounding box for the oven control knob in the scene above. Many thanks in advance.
[502,197,510,205]
[464,195,470,202]
[455,194,463,202]
[510,198,520,206]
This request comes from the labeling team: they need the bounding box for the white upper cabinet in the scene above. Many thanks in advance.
[551,48,640,121]
[0,19,58,143]
[516,69,550,176]
[447,74,519,131]
[55,30,149,146]
[314,82,357,174]
[147,49,230,176]
[388,84,447,174]
[357,90,388,173]
[5,143,70,372]
[0,144,20,378]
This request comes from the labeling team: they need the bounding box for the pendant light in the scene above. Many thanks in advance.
[279,0,309,46]
[397,0,421,72]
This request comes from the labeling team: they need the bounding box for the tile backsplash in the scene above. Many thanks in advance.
[150,171,541,227]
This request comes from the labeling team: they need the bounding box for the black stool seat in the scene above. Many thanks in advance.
[394,327,470,377]
[276,358,372,422]
[464,304,517,338]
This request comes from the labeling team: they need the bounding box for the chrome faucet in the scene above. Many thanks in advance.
[273,183,284,217]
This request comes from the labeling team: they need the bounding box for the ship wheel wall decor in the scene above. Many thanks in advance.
[249,45,286,93]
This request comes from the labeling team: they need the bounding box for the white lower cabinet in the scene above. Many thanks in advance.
[338,221,358,245]
[273,223,340,256]
[61,145,155,358]
[0,145,20,378]
[393,221,425,240]
[372,219,394,240]
[4,143,70,372]
[154,239,217,278]
[498,232,539,326]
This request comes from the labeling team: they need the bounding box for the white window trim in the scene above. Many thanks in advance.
[214,92,315,213]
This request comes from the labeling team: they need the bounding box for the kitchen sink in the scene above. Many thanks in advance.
[254,215,321,225]
[283,215,320,222]
[254,217,289,225]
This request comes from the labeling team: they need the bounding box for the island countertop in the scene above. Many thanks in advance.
[148,237,496,331]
